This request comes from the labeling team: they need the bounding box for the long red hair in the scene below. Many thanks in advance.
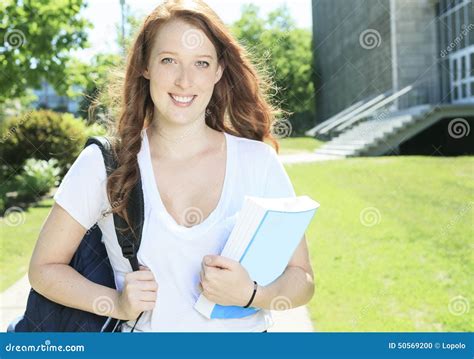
[105,0,282,227]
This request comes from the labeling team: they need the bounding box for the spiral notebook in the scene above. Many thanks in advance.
[194,195,320,319]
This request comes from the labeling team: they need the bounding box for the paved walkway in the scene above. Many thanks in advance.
[279,152,343,164]
[0,274,30,332]
[0,151,334,333]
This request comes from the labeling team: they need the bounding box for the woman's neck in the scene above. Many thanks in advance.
[146,116,220,160]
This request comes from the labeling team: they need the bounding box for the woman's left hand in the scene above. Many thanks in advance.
[199,255,255,307]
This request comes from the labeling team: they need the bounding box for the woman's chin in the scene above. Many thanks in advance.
[163,111,204,125]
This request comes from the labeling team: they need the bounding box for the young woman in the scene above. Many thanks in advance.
[28,0,314,332]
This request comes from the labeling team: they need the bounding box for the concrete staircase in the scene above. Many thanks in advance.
[313,104,474,157]
[313,105,436,158]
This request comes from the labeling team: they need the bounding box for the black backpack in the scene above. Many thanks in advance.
[10,136,145,332]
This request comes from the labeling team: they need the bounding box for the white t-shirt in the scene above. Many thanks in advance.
[53,127,296,332]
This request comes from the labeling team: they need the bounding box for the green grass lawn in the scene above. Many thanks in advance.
[285,156,473,332]
[275,136,324,154]
[1,155,472,332]
[0,198,53,292]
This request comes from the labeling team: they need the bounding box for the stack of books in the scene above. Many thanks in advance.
[194,195,320,319]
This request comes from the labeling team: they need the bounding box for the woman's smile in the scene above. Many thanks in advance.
[169,93,197,107]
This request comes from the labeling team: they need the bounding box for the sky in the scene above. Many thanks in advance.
[74,0,313,61]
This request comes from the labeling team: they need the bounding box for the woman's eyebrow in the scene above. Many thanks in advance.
[157,51,214,59]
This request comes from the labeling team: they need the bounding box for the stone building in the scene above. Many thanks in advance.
[308,0,473,156]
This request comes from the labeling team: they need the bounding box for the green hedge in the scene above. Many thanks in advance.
[0,110,106,177]
[0,158,60,213]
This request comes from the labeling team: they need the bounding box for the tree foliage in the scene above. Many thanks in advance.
[0,0,91,103]
[231,4,315,119]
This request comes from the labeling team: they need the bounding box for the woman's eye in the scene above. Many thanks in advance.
[196,61,210,68]
[161,58,175,64]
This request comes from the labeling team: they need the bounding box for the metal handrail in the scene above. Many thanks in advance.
[320,93,389,135]
[305,100,363,136]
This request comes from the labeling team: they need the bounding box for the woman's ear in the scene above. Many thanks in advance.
[214,62,224,84]
[143,69,150,80]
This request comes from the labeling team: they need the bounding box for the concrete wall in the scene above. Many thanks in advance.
[391,0,441,108]
[311,0,444,123]
[312,0,393,123]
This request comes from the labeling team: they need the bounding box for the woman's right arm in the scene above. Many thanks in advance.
[28,202,157,321]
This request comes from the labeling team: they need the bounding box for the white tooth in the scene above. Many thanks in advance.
[172,95,193,103]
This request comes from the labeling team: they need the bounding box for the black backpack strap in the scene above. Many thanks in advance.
[84,137,117,176]
[113,180,144,272]
[84,136,146,332]
[84,137,144,272]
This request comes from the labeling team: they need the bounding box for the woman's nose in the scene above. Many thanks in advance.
[175,66,193,88]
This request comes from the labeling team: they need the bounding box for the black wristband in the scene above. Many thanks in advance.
[243,280,258,308]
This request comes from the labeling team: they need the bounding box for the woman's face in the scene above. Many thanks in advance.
[144,18,223,126]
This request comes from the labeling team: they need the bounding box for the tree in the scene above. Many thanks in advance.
[67,53,122,121]
[0,0,91,103]
[68,7,143,122]
[231,4,315,134]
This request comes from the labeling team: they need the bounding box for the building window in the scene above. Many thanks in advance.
[450,45,474,103]
[438,0,473,103]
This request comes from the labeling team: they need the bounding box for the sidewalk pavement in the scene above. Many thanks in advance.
[279,152,343,164]
[0,274,314,332]
[0,274,29,332]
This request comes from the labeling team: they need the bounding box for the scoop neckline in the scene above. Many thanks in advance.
[141,127,234,236]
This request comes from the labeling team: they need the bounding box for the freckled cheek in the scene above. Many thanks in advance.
[193,73,219,95]
[150,68,176,87]
[199,77,217,90]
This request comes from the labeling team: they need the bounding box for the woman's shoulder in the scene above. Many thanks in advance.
[72,143,107,180]
[53,142,110,230]
[226,132,275,160]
